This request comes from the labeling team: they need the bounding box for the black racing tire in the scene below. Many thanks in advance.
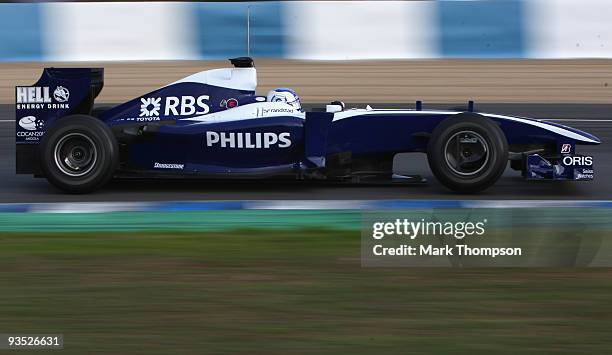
[39,115,118,193]
[427,114,508,193]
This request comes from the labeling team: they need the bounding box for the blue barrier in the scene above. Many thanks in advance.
[0,1,610,61]
[193,2,285,59]
[437,0,525,58]
[0,4,43,61]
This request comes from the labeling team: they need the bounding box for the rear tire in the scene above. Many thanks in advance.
[39,115,118,193]
[427,114,508,193]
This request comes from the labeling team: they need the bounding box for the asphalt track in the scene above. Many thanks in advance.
[1,103,611,202]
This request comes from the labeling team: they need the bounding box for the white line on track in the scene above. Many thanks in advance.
[547,119,612,122]
[1,119,611,123]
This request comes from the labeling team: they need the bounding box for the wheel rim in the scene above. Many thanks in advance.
[443,130,490,176]
[53,133,98,177]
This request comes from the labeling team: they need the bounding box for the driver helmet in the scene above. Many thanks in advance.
[266,88,302,111]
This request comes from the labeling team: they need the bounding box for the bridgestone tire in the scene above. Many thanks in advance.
[427,114,508,193]
[39,115,118,193]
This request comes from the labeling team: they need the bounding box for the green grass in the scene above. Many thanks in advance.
[1,230,611,354]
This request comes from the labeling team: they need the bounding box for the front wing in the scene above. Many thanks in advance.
[526,154,594,181]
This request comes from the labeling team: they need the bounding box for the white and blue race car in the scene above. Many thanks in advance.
[15,57,599,193]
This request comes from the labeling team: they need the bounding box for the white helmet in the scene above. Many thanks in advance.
[266,88,302,111]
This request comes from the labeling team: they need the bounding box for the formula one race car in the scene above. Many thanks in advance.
[15,57,600,193]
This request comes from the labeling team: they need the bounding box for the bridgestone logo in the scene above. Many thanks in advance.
[154,162,184,170]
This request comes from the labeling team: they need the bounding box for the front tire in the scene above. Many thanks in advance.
[427,114,508,193]
[39,115,118,193]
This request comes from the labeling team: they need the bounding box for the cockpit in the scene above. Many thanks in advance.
[266,88,302,112]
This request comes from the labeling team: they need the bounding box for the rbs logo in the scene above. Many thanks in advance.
[139,95,210,118]
[165,95,210,116]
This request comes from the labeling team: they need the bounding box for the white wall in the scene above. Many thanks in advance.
[284,1,437,60]
[526,0,612,58]
[42,2,197,61]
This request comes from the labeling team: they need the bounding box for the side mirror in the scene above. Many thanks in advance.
[326,104,343,113]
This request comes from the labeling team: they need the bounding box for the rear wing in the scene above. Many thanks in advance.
[16,68,103,174]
